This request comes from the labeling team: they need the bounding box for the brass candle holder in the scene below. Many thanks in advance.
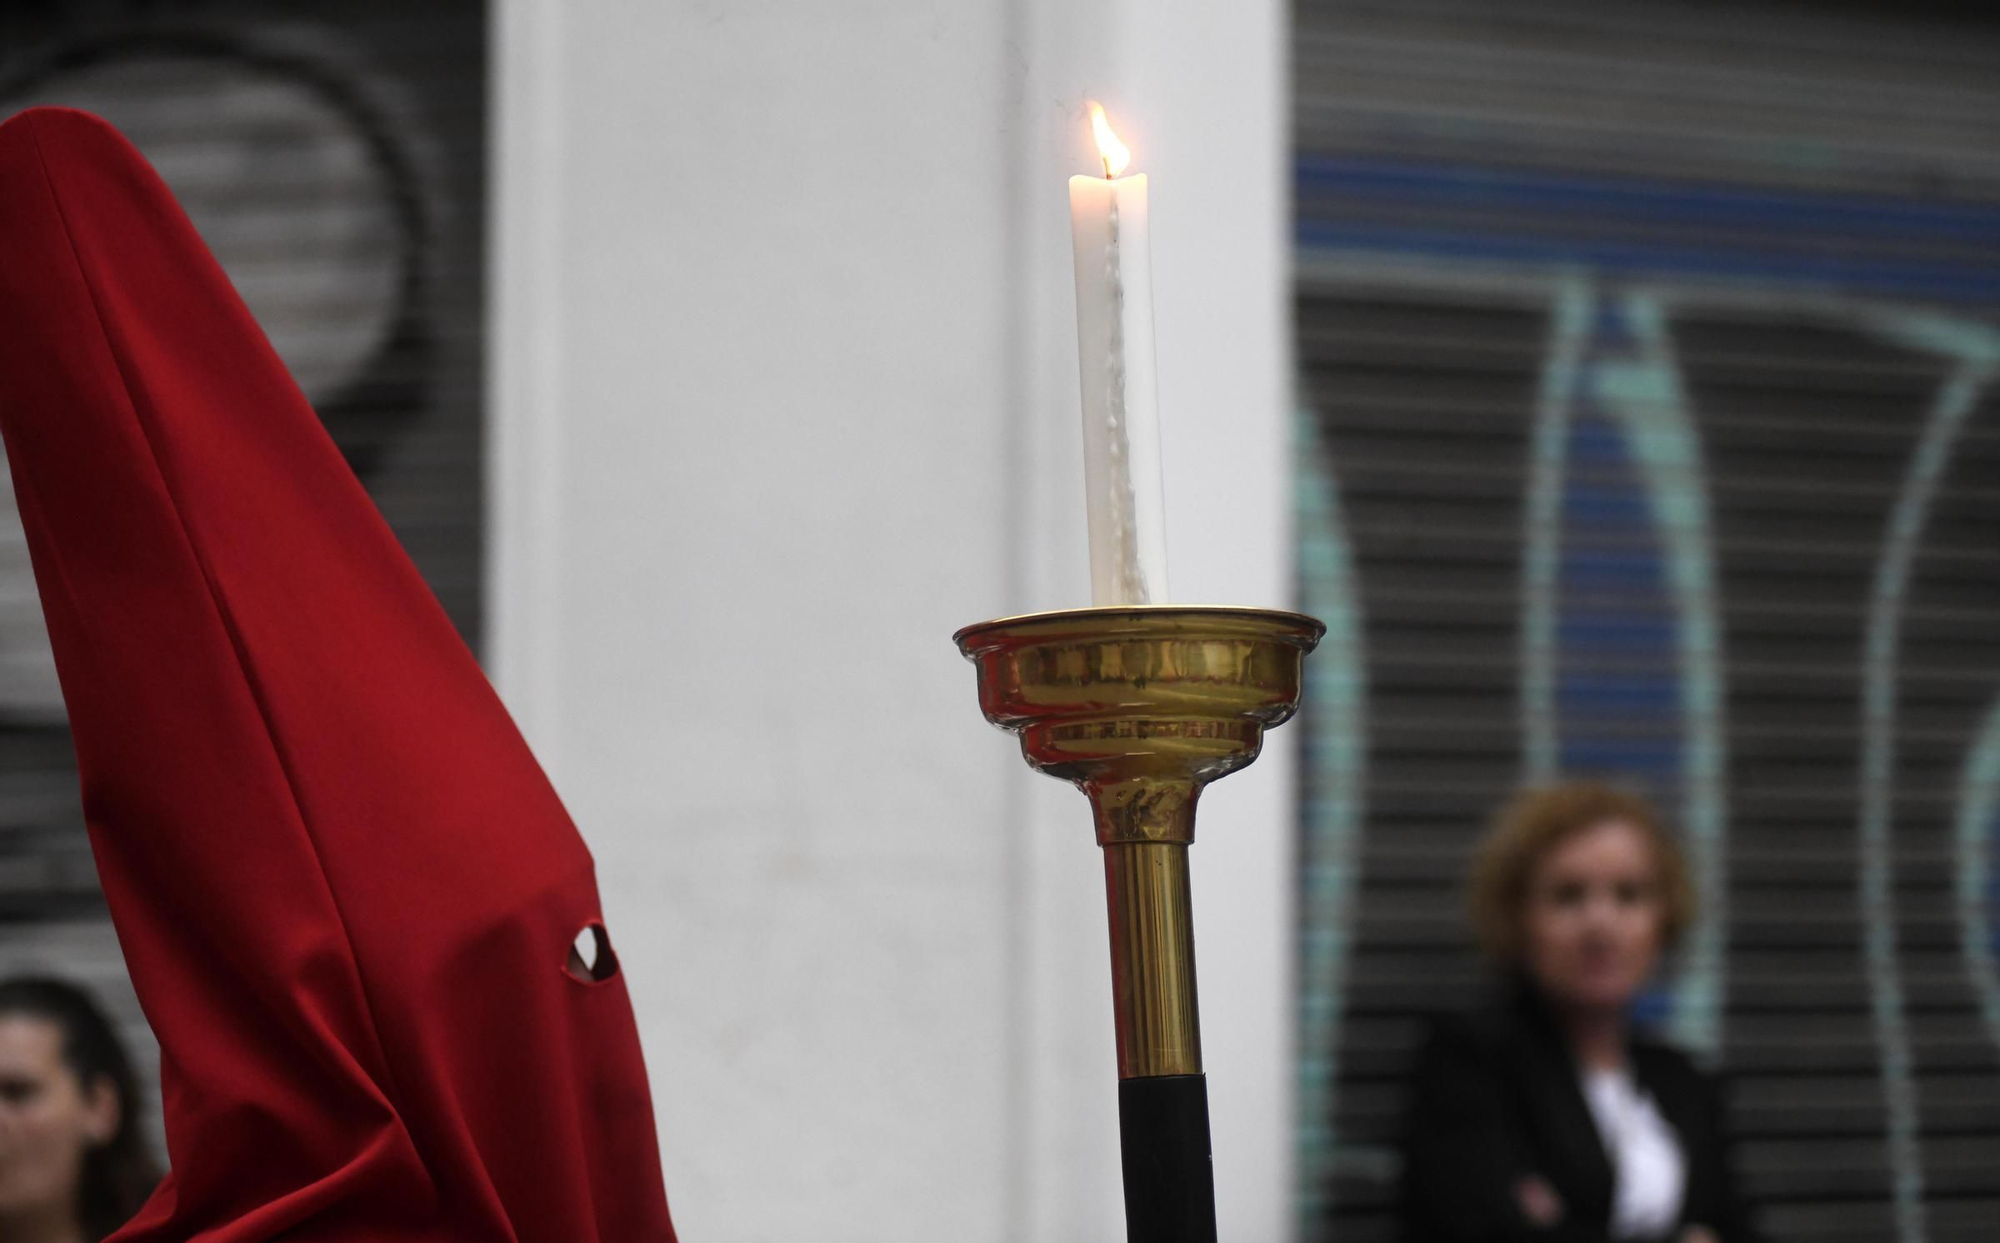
[955,604,1322,1243]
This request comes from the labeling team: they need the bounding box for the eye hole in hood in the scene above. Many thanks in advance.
[565,921,619,985]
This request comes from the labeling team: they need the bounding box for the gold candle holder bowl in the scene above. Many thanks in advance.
[954,605,1324,1079]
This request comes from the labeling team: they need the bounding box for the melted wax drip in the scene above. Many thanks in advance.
[1104,191,1148,604]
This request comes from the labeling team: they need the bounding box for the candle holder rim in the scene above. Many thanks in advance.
[952,603,1324,651]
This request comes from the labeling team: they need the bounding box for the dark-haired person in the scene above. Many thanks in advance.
[1398,781,1759,1243]
[0,977,161,1243]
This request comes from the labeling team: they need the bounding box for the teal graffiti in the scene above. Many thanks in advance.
[1592,292,1728,1057]
[1294,400,1368,1232]
[1956,698,2000,1052]
[1855,342,1995,1243]
[1520,275,1593,783]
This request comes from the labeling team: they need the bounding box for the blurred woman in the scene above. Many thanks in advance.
[0,977,160,1243]
[1398,781,1758,1243]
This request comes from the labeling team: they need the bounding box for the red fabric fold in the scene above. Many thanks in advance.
[0,106,676,1242]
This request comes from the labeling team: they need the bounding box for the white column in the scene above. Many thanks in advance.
[489,2,1292,1238]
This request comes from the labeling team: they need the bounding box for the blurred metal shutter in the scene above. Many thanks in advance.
[1294,4,2000,1241]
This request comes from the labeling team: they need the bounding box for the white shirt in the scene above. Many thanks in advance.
[1580,1066,1687,1240]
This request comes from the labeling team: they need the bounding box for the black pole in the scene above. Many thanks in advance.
[1118,1073,1218,1243]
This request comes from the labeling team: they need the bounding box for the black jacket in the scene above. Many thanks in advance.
[1398,980,1760,1243]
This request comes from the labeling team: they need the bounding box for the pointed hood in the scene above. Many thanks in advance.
[0,107,676,1241]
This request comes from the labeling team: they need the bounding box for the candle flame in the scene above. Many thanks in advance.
[1089,102,1131,179]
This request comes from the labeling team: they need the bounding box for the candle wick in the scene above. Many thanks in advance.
[1101,156,1114,180]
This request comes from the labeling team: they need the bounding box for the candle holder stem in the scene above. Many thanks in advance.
[1105,839,1200,1078]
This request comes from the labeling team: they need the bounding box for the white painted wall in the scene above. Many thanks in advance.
[488,3,1293,1239]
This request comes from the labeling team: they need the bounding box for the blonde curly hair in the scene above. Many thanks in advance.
[1467,779,1694,964]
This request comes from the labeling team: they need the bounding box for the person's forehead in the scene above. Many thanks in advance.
[1540,818,1654,871]
[0,1014,66,1076]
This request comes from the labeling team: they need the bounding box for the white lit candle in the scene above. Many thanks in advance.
[1069,102,1169,606]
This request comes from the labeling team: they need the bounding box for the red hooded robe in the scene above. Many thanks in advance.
[0,106,678,1241]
